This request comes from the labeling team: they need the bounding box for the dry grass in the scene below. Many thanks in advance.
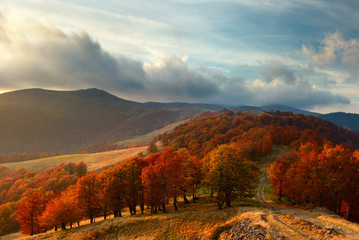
[116,119,189,148]
[0,146,147,172]
[0,119,188,173]
[317,215,359,236]
[0,233,24,240]
[17,198,263,240]
[8,197,359,240]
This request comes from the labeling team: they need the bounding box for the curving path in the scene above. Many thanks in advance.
[255,172,359,239]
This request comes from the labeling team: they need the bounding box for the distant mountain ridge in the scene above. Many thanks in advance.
[0,88,358,155]
[0,88,203,155]
[233,105,359,130]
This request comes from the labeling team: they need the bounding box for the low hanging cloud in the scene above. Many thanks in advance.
[303,32,359,83]
[259,59,296,84]
[248,79,349,109]
[254,59,350,108]
[0,11,350,109]
[143,55,219,99]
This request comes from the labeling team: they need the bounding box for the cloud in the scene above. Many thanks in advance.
[0,13,146,92]
[0,11,350,110]
[143,55,219,99]
[303,32,359,83]
[259,59,296,84]
[247,79,349,109]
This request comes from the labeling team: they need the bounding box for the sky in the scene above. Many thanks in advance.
[0,1,359,113]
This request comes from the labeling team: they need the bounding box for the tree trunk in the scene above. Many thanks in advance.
[90,216,93,224]
[133,205,136,215]
[104,205,107,219]
[183,194,189,204]
[61,222,66,230]
[70,222,72,229]
[129,206,133,215]
[55,226,57,231]
[226,200,231,207]
[217,201,223,209]
[162,202,167,213]
[174,197,178,211]
[140,203,144,214]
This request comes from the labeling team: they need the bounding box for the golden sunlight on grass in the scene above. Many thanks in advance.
[0,146,147,172]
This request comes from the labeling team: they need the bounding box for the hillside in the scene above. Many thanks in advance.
[13,198,359,240]
[1,88,359,157]
[163,109,359,158]
[0,88,202,155]
[321,112,359,131]
[0,146,147,173]
[1,111,359,239]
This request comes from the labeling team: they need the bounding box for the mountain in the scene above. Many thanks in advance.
[259,104,321,117]
[320,112,359,131]
[234,104,359,130]
[143,102,222,111]
[1,88,359,156]
[0,88,202,155]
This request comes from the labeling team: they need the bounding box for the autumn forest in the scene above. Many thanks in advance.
[0,109,358,239]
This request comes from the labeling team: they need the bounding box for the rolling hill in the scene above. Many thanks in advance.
[1,88,359,157]
[0,146,147,173]
[0,88,202,155]
[234,104,359,130]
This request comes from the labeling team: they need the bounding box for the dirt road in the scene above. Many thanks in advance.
[255,173,359,239]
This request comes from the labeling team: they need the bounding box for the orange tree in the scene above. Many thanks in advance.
[40,187,83,231]
[17,190,48,235]
[76,172,101,223]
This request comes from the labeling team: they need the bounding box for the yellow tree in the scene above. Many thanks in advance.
[203,144,260,209]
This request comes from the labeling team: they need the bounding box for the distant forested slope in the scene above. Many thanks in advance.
[0,88,201,155]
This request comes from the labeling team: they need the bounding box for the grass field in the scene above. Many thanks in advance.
[0,119,188,173]
[0,146,147,173]
[115,119,189,148]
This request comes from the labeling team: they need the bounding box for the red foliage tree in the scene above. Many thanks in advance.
[267,151,297,201]
[41,187,83,231]
[17,190,48,235]
[76,172,101,223]
[259,134,273,160]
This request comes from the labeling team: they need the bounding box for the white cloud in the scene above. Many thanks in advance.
[303,32,359,83]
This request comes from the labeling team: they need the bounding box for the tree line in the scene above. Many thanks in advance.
[268,142,359,221]
[15,145,260,235]
[2,111,359,236]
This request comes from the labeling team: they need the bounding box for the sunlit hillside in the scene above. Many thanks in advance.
[0,146,147,173]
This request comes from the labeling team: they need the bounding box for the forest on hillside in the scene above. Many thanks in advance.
[0,111,358,237]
